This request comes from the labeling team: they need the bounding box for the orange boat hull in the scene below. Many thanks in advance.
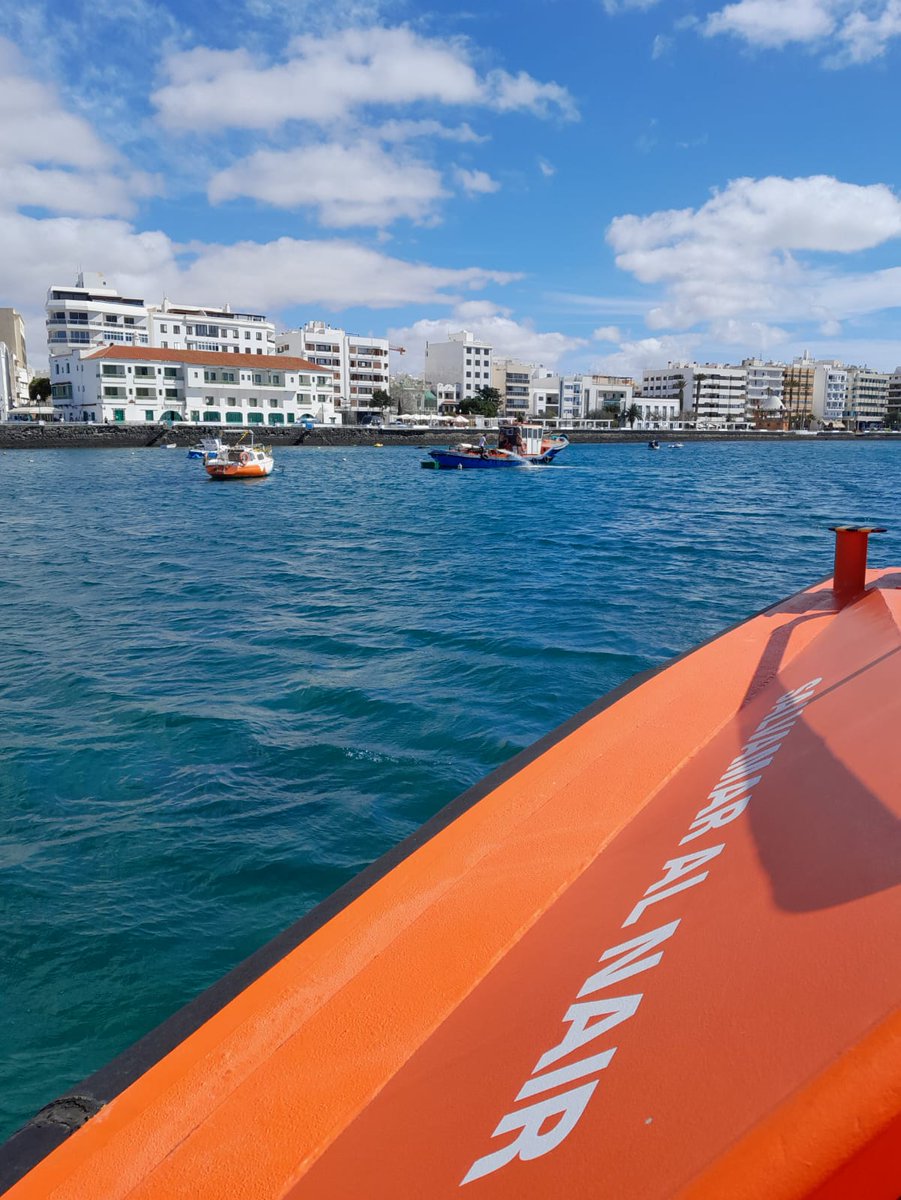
[3,567,900,1199]
[204,462,270,479]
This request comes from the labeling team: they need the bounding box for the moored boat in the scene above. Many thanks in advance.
[428,424,568,469]
[205,439,273,479]
[2,527,899,1200]
[187,437,226,460]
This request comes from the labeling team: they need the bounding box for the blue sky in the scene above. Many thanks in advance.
[3,0,901,375]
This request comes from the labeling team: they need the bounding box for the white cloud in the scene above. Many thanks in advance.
[607,175,901,330]
[0,37,153,218]
[153,27,576,132]
[592,334,703,380]
[375,119,487,144]
[538,158,556,177]
[454,167,500,195]
[704,0,835,47]
[602,0,663,13]
[651,33,673,58]
[0,209,522,370]
[592,325,622,341]
[704,0,901,63]
[389,304,587,372]
[209,143,446,227]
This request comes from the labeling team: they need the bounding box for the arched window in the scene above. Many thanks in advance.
[247,412,263,424]
[160,410,181,422]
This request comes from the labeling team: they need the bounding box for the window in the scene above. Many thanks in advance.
[135,366,155,377]
[113,409,125,422]
[226,412,243,424]
[135,387,154,398]
[287,412,295,424]
[174,325,181,334]
[160,324,168,333]
[248,397,258,407]
[247,411,263,424]
[102,365,126,377]
[165,389,178,399]
[103,386,126,398]
[227,397,237,407]
[222,371,236,383]
[190,410,200,422]
[268,398,278,407]
[124,317,135,326]
[253,374,262,385]
[270,375,282,386]
[163,367,177,378]
[256,332,262,340]
[202,410,221,422]
[244,331,250,340]
[144,410,154,422]
[203,371,217,383]
[268,412,285,425]
[104,315,119,324]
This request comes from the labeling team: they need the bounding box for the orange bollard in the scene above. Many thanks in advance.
[828,524,886,601]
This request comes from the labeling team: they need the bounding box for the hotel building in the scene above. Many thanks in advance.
[275,321,390,416]
[45,272,276,360]
[424,331,493,405]
[49,346,337,426]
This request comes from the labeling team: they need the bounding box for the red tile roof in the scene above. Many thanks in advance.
[82,345,332,373]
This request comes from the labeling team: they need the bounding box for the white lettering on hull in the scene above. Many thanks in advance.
[461,677,821,1185]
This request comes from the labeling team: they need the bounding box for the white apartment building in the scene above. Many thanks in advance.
[529,375,561,418]
[275,321,389,415]
[641,363,748,426]
[491,359,534,416]
[844,366,889,430]
[45,272,275,359]
[0,308,30,408]
[424,330,493,404]
[810,361,848,427]
[743,359,784,425]
[887,368,901,428]
[49,346,337,426]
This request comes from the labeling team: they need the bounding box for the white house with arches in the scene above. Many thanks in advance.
[50,346,338,426]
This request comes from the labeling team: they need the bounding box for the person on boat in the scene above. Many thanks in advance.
[477,433,488,457]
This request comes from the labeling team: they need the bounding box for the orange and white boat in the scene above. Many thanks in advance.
[204,438,273,479]
[2,527,899,1200]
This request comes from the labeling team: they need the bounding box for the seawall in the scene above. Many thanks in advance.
[0,423,893,450]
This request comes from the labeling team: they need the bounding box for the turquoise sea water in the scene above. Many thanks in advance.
[1,439,898,1140]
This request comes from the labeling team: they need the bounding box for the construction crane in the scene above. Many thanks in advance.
[389,345,406,354]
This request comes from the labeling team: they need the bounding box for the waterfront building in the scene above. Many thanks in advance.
[275,321,389,418]
[743,359,785,428]
[0,308,30,409]
[49,346,337,425]
[844,366,889,430]
[640,363,748,426]
[491,359,535,416]
[887,368,901,429]
[529,375,561,419]
[782,355,815,428]
[809,359,848,428]
[424,330,493,405]
[45,272,276,360]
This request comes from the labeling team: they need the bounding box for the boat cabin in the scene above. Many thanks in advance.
[497,423,544,456]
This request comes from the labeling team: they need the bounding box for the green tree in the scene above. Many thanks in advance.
[625,402,640,428]
[459,385,501,417]
[369,388,392,409]
[29,376,51,403]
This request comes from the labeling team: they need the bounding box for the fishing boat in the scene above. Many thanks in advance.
[2,527,899,1200]
[205,438,273,480]
[427,424,568,469]
[187,436,225,461]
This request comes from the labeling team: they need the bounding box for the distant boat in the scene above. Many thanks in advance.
[426,424,568,469]
[648,439,661,450]
[187,437,225,460]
